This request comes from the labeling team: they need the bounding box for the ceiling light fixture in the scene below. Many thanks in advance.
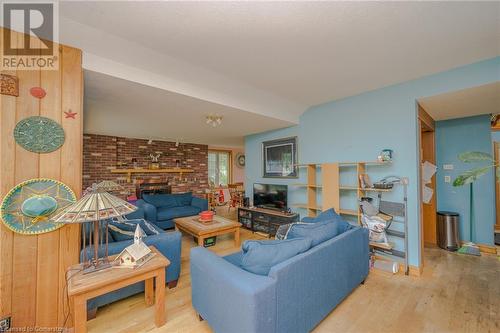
[206,114,223,127]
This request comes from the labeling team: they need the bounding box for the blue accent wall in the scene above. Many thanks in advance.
[245,57,500,267]
[491,130,500,142]
[245,126,304,208]
[436,115,495,245]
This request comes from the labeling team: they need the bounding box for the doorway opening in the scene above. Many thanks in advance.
[418,105,438,268]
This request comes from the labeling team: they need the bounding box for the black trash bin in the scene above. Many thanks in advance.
[436,211,460,251]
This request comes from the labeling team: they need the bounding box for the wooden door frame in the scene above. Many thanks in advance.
[417,104,437,273]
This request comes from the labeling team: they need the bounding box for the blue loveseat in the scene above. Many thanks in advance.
[80,208,182,318]
[136,192,208,229]
[190,219,369,333]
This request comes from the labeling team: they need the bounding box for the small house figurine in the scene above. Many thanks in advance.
[114,224,154,268]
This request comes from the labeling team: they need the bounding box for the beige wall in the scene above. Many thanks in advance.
[208,146,245,184]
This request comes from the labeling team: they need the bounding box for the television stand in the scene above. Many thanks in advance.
[238,207,299,237]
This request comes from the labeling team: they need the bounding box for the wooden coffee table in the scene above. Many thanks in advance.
[174,215,241,247]
[67,246,169,333]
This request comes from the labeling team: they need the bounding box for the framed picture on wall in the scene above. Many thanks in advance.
[262,137,298,178]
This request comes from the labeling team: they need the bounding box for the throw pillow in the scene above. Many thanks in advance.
[275,222,307,240]
[335,219,355,234]
[174,192,193,206]
[142,194,178,208]
[287,220,340,246]
[108,219,160,242]
[301,208,343,224]
[240,238,312,276]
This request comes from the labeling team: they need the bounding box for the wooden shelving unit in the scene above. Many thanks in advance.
[338,161,392,224]
[292,184,323,188]
[369,242,393,250]
[338,209,359,216]
[291,163,339,217]
[110,168,194,182]
[291,161,392,219]
[292,204,323,211]
[339,186,392,192]
[293,160,409,275]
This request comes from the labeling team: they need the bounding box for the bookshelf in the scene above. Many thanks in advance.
[292,160,408,274]
[338,161,392,224]
[291,161,391,221]
[291,163,339,217]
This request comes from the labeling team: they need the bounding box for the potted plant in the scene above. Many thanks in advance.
[453,151,498,256]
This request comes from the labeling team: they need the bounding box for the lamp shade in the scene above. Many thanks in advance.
[95,180,123,192]
[51,191,137,224]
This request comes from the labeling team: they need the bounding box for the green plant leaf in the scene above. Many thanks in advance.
[458,151,493,163]
[453,166,493,186]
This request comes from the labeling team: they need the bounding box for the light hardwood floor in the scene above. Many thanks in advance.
[88,209,500,333]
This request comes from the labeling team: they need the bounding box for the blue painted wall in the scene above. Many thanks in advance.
[435,115,495,245]
[491,130,500,142]
[245,126,304,207]
[245,57,500,267]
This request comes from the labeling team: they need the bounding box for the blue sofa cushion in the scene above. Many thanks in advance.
[157,205,202,221]
[301,208,343,224]
[240,238,312,276]
[223,251,243,267]
[108,219,160,242]
[335,219,355,234]
[174,192,193,206]
[124,208,145,220]
[143,194,178,208]
[287,220,340,247]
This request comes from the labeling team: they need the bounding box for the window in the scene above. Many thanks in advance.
[208,150,232,186]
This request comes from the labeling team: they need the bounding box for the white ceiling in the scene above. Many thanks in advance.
[61,1,500,107]
[84,70,294,147]
[57,1,500,145]
[419,82,500,121]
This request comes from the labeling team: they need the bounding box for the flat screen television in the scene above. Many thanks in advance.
[253,183,288,211]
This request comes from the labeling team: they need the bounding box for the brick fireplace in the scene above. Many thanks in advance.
[83,134,209,197]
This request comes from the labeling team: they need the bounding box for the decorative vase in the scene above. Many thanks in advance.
[150,162,160,169]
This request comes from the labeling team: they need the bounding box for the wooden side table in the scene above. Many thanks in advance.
[67,246,170,333]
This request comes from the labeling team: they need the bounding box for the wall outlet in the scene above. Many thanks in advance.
[0,316,11,332]
[443,164,454,170]
[444,176,451,183]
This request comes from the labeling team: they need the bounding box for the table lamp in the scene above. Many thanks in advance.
[51,183,137,273]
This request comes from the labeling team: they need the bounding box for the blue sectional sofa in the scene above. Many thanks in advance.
[80,208,182,317]
[190,221,369,333]
[136,192,208,229]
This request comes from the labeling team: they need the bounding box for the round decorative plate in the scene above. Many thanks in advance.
[236,153,245,167]
[30,87,47,99]
[0,178,77,235]
[14,116,65,153]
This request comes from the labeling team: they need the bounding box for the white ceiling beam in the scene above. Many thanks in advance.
[60,17,303,124]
